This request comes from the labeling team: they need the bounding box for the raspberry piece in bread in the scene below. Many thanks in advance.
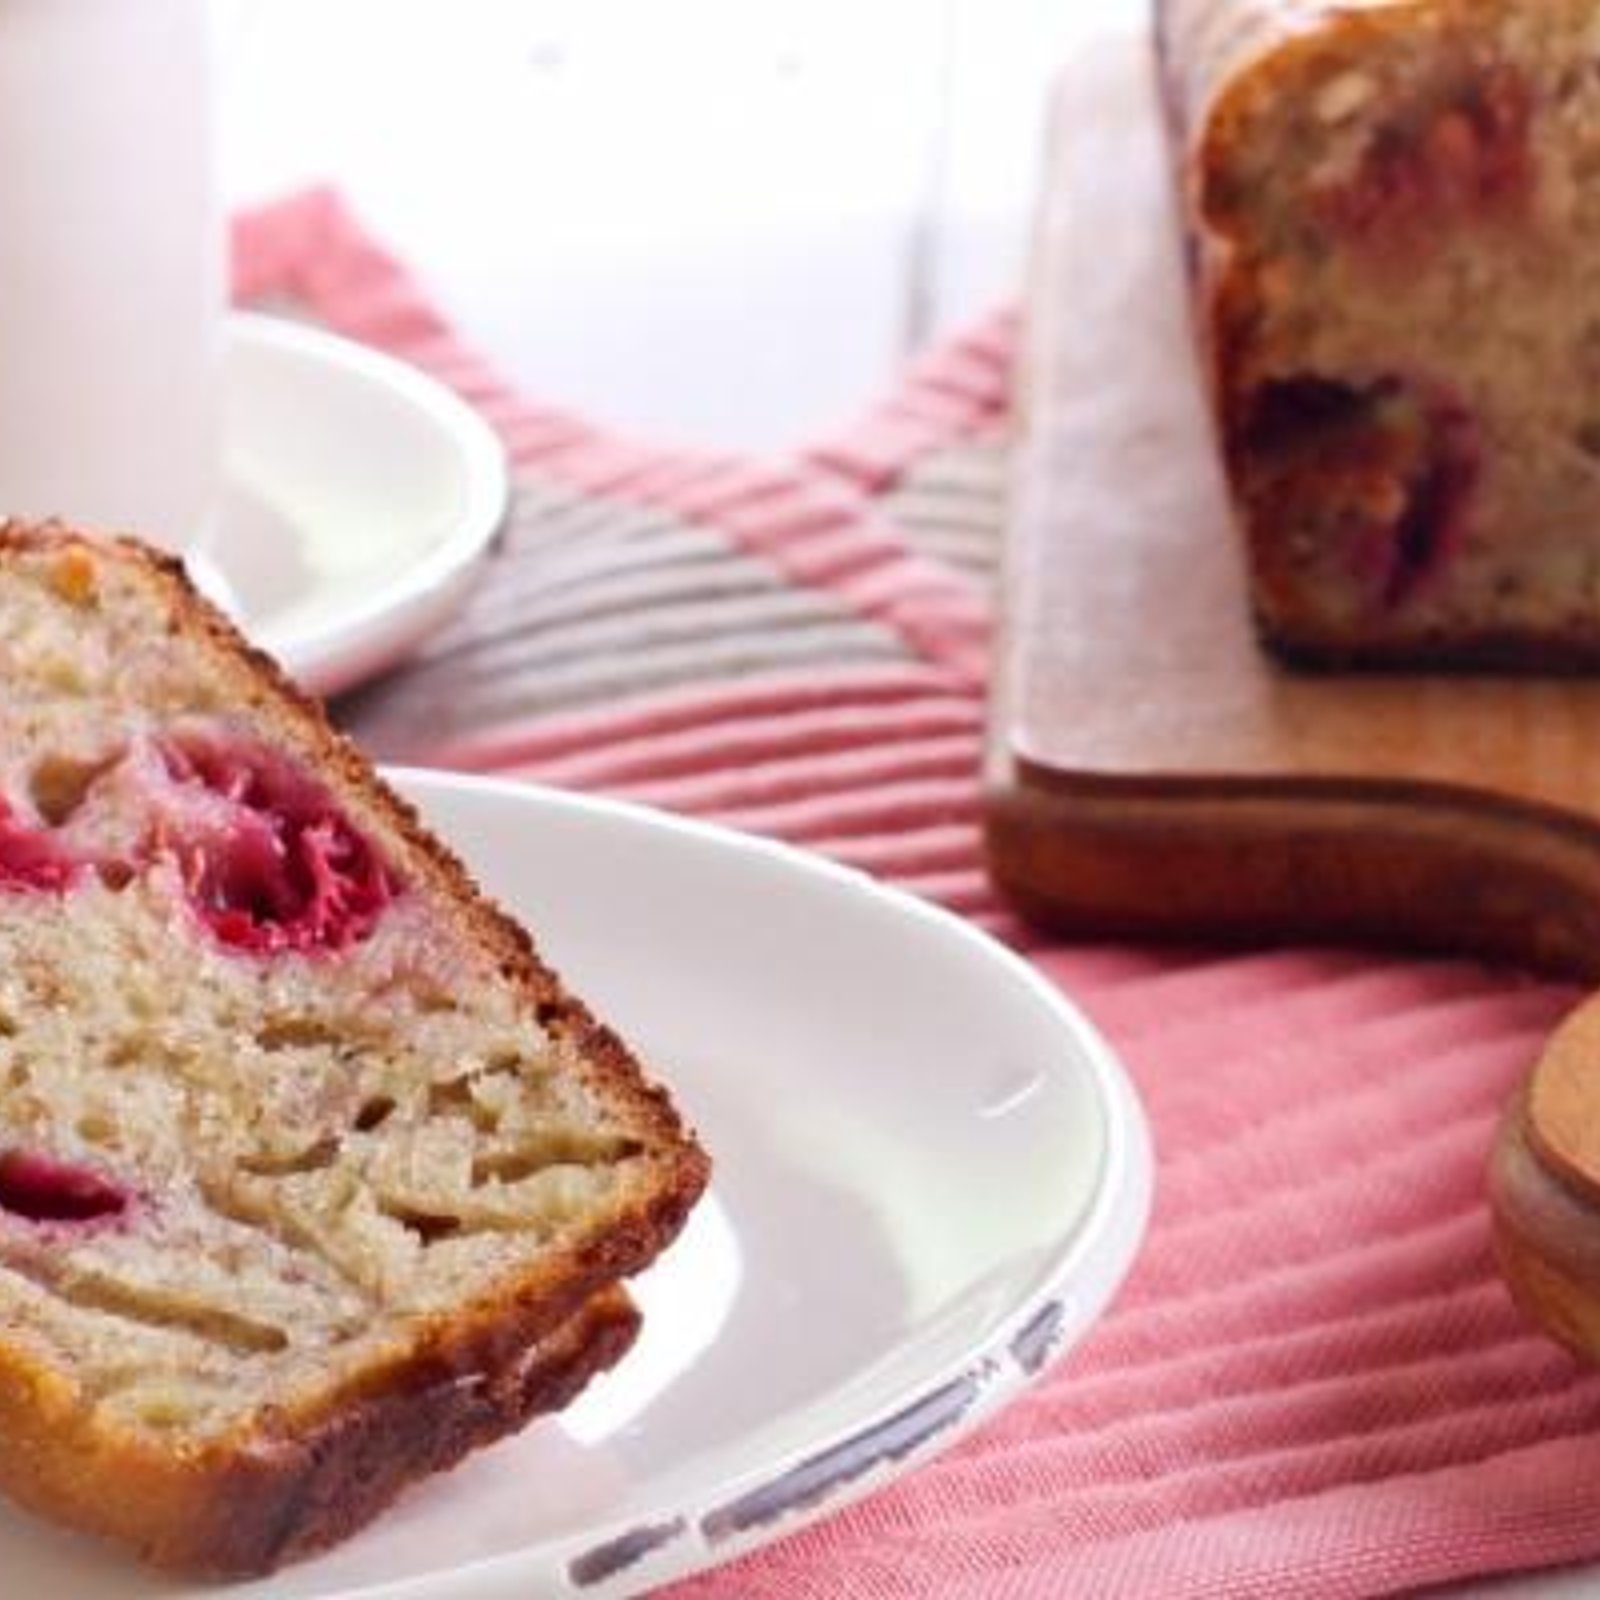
[0,524,708,1575]
[1160,0,1600,664]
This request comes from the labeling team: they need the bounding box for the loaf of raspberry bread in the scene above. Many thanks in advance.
[1160,0,1600,664]
[0,523,708,1575]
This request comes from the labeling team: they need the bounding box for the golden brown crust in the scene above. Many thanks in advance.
[187,1286,641,1577]
[0,520,710,1574]
[0,1287,639,1578]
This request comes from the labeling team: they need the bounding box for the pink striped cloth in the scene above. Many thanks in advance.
[235,190,1600,1598]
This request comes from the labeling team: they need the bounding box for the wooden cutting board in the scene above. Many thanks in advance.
[984,26,1600,983]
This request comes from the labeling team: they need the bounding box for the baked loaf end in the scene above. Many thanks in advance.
[0,523,708,1575]
[1162,0,1600,665]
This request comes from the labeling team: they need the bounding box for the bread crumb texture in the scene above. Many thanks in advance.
[0,528,706,1573]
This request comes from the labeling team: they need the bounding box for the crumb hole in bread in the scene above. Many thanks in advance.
[57,1274,289,1355]
[428,1077,500,1133]
[381,1204,462,1244]
[237,1139,340,1178]
[255,1017,342,1052]
[353,1096,396,1133]
[429,1078,472,1109]
[0,1149,130,1224]
[28,749,120,827]
[471,1150,548,1186]
[468,1149,567,1187]
[471,1135,639,1187]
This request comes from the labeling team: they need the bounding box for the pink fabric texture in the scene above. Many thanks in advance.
[234,191,1600,1597]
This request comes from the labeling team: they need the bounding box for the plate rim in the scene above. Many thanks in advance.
[222,310,509,696]
[352,769,1156,1600]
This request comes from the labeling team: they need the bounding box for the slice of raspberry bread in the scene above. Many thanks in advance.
[1160,0,1600,664]
[0,523,708,1575]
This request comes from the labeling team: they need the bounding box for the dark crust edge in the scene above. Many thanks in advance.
[0,1287,640,1580]
[0,521,710,1574]
[177,1288,643,1577]
[1256,615,1600,671]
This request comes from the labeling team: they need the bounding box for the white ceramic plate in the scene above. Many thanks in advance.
[0,775,1152,1599]
[204,313,508,698]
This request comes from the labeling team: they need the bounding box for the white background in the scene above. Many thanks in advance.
[217,0,1077,448]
